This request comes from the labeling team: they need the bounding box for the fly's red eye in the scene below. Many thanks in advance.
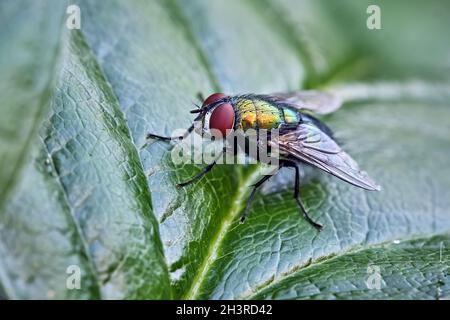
[209,103,235,137]
[202,92,227,107]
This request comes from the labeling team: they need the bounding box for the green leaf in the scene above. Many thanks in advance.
[1,0,449,300]
[78,0,304,298]
[0,1,65,209]
[253,236,450,299]
[190,99,450,299]
[0,15,170,299]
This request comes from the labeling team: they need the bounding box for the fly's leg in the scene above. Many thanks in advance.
[146,122,196,142]
[240,174,273,224]
[147,92,208,142]
[294,170,323,231]
[177,148,225,187]
[177,161,216,188]
[283,160,323,231]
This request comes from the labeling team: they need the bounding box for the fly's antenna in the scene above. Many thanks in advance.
[196,92,205,103]
[190,103,202,113]
[190,98,227,115]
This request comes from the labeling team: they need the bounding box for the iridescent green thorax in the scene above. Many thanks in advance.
[233,96,300,131]
[282,108,300,125]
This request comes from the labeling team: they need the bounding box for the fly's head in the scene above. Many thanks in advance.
[191,93,235,139]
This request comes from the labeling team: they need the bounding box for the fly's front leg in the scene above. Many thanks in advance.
[283,160,323,231]
[177,147,226,187]
[146,122,196,142]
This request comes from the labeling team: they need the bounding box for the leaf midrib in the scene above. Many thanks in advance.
[169,0,371,299]
[164,0,328,298]
[40,136,103,299]
[182,168,263,299]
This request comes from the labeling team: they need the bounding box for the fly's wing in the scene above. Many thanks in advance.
[271,123,381,191]
[270,90,342,114]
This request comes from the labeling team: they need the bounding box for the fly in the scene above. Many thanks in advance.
[147,92,381,231]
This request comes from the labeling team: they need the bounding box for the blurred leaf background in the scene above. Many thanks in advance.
[0,0,449,299]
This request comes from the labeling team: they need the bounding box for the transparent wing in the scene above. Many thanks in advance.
[271,123,381,191]
[270,90,342,114]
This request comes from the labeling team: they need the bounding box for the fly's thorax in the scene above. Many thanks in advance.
[227,127,279,168]
[282,107,301,126]
[234,97,290,131]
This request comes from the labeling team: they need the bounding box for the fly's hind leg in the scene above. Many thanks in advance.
[282,160,323,231]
